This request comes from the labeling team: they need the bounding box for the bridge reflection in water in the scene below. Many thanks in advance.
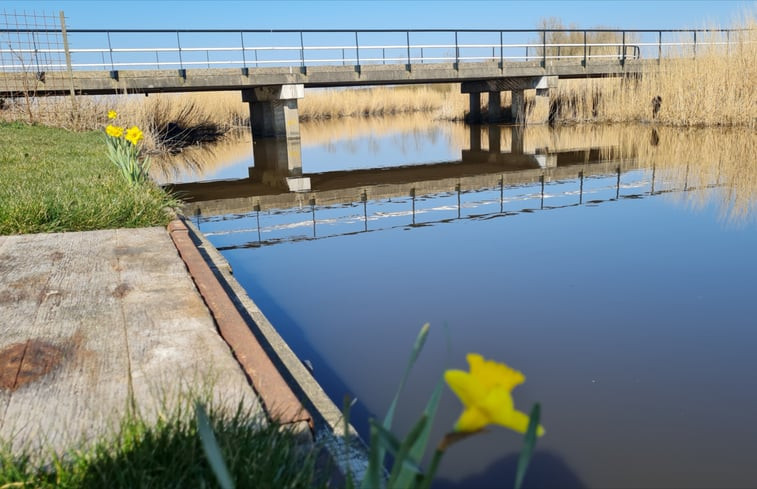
[168,125,719,249]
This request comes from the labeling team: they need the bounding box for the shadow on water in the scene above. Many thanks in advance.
[434,451,586,489]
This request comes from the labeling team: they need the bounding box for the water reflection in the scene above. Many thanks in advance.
[163,119,757,488]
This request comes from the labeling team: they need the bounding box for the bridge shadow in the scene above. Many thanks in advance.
[434,450,586,489]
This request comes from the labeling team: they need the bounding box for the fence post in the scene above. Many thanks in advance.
[59,11,77,119]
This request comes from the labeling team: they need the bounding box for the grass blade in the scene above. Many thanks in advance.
[514,403,540,489]
[384,323,430,430]
[195,403,235,489]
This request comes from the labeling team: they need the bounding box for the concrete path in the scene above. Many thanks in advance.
[0,227,263,455]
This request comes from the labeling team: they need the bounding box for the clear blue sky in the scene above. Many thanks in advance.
[9,1,757,30]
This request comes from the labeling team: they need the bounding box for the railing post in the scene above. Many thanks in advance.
[106,31,114,71]
[542,30,546,67]
[206,50,210,68]
[300,31,305,68]
[455,31,459,67]
[406,31,411,66]
[176,31,185,77]
[155,52,160,69]
[355,31,360,67]
[525,45,529,60]
[499,30,503,71]
[621,31,626,63]
[658,31,662,63]
[583,30,587,66]
[240,32,247,73]
[421,47,424,63]
[693,30,697,58]
[727,30,730,56]
[381,47,384,64]
[343,48,346,66]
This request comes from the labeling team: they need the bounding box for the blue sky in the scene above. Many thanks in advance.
[8,1,756,30]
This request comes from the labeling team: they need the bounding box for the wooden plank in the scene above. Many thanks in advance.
[1,230,130,454]
[115,228,262,419]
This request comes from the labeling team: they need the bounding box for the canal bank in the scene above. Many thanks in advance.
[0,221,366,479]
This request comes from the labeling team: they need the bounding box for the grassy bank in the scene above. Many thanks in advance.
[0,122,178,235]
[0,399,327,489]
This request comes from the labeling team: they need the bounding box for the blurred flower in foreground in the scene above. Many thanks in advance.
[107,109,117,119]
[445,353,545,435]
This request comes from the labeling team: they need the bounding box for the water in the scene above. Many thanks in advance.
[165,119,757,488]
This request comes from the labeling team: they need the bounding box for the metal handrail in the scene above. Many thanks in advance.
[0,27,750,72]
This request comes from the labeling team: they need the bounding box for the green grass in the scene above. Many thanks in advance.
[0,122,178,235]
[0,400,330,489]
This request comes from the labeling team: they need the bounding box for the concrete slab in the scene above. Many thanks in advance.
[0,227,263,455]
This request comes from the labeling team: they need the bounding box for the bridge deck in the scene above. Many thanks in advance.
[0,59,650,96]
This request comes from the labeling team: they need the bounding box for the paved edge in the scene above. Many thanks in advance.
[167,219,311,428]
[174,216,370,482]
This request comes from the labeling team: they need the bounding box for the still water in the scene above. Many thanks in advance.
[165,119,757,488]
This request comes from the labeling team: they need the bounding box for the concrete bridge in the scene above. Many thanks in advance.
[0,26,742,130]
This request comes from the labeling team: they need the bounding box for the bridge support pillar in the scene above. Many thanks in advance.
[242,85,308,192]
[511,90,526,124]
[242,84,304,140]
[468,92,481,123]
[488,91,503,122]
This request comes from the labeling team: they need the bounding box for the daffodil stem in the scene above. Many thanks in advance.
[418,447,445,489]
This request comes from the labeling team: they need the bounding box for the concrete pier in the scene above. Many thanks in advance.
[462,75,557,124]
[242,84,309,192]
[242,84,304,140]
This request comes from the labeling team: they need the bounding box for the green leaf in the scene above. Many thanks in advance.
[362,323,431,488]
[195,403,235,489]
[384,323,430,430]
[360,422,384,489]
[514,403,541,489]
[393,376,445,488]
[387,414,428,487]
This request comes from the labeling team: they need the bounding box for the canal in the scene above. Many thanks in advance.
[162,118,757,488]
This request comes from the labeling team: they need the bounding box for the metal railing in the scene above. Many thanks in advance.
[0,28,750,72]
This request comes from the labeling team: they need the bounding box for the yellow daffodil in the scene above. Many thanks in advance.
[124,126,144,146]
[444,353,544,436]
[105,124,124,138]
[107,110,117,119]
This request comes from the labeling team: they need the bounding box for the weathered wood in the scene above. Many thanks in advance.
[115,228,261,419]
[0,228,264,456]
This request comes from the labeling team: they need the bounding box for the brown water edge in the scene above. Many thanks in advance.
[154,118,756,225]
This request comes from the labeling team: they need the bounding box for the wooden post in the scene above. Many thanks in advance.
[59,11,77,121]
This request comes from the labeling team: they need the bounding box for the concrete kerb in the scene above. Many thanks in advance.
[173,216,370,482]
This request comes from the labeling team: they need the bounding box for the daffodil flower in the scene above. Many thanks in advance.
[105,124,124,138]
[107,110,117,119]
[444,353,544,436]
[124,126,144,146]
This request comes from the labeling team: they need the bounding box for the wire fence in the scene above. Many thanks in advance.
[0,9,76,124]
